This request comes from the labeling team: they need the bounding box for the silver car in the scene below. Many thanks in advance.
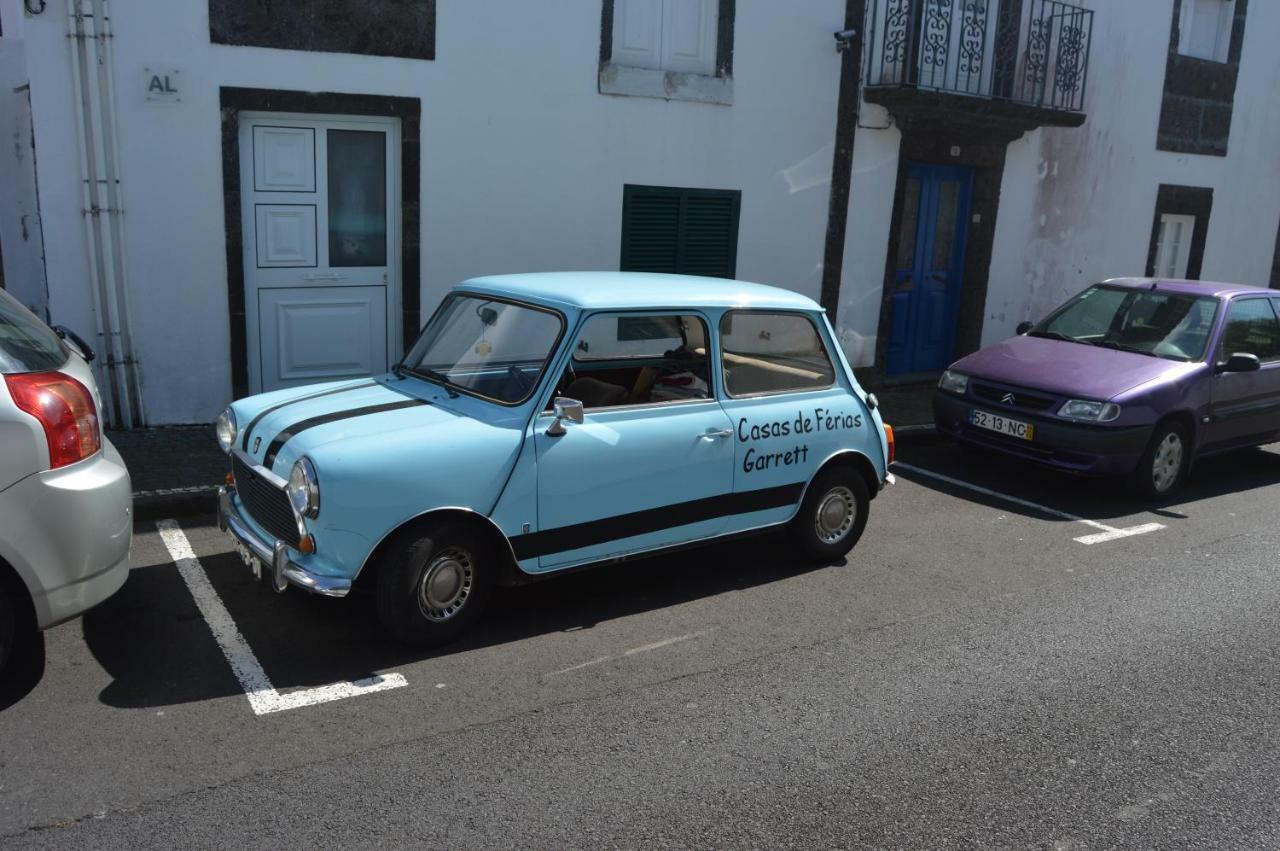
[0,289,131,675]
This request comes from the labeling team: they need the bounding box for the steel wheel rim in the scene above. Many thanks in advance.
[1151,432,1184,493]
[814,486,857,544]
[418,547,474,623]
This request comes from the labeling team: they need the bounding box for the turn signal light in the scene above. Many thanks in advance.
[4,371,101,469]
[883,423,895,465]
[225,472,235,486]
[297,534,316,555]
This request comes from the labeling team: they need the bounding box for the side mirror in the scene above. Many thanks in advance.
[546,397,584,436]
[1015,321,1035,336]
[1218,352,1262,374]
[52,324,96,363]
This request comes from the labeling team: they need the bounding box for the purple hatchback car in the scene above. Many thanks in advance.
[934,278,1280,497]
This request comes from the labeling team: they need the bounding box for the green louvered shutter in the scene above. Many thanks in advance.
[621,185,740,279]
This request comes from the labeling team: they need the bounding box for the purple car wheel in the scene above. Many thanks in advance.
[1131,422,1188,499]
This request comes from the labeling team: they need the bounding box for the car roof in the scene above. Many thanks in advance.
[453,272,823,312]
[1100,277,1273,299]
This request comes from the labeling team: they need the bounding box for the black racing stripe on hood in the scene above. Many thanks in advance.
[262,399,428,470]
[240,380,377,452]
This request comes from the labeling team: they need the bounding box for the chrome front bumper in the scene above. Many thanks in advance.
[217,486,351,597]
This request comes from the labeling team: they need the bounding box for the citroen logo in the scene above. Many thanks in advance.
[252,437,262,453]
[1001,392,1016,405]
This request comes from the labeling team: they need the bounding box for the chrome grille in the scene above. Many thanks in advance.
[232,454,300,547]
[971,382,1057,412]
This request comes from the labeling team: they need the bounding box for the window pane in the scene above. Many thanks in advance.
[932,180,960,269]
[1220,298,1280,363]
[563,313,711,408]
[895,178,921,269]
[327,130,387,267]
[407,296,562,404]
[1040,286,1219,361]
[720,311,836,396]
[0,289,66,374]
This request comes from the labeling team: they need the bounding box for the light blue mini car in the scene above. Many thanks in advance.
[216,273,894,645]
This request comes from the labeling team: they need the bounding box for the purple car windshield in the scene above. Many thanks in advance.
[1031,285,1219,362]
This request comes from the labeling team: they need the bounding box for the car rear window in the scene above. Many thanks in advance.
[0,289,67,374]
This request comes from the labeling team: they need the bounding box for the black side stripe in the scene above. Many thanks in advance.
[241,380,377,452]
[509,482,805,560]
[262,399,427,469]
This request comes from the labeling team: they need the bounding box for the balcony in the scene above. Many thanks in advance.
[862,0,1095,141]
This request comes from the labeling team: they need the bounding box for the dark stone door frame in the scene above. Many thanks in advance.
[219,87,421,399]
[861,135,1008,387]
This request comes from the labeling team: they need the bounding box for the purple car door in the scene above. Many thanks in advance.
[1205,297,1280,449]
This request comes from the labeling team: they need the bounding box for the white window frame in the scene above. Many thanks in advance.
[1178,0,1234,63]
[599,0,733,105]
[1155,213,1196,280]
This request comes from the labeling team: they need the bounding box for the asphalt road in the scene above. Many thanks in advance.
[4,437,1280,848]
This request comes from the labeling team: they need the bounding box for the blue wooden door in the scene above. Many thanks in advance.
[885,164,973,377]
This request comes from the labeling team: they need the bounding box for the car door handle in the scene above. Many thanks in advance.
[702,428,733,439]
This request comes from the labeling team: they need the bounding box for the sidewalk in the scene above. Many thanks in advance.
[111,382,937,519]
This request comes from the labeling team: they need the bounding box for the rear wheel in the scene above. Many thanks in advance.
[0,586,13,677]
[790,468,871,562]
[1130,421,1188,498]
[376,520,494,647]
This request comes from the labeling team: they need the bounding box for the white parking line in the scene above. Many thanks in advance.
[157,520,408,715]
[549,630,713,676]
[893,463,1165,545]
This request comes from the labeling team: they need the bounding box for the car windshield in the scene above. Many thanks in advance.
[402,294,563,404]
[1031,285,1219,362]
[0,289,67,374]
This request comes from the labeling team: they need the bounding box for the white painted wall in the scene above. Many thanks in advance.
[10,0,846,424]
[833,0,1280,365]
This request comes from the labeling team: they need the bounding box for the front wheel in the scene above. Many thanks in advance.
[1129,421,1188,499]
[790,468,871,562]
[376,520,494,647]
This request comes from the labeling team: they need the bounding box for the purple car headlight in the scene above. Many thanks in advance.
[1058,399,1121,423]
[938,370,969,395]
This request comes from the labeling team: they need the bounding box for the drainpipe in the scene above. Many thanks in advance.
[65,0,143,427]
[820,0,867,325]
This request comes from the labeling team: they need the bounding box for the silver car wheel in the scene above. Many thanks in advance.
[418,547,474,623]
[1151,431,1184,494]
[814,486,857,545]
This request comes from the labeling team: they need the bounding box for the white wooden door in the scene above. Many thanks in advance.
[239,113,400,393]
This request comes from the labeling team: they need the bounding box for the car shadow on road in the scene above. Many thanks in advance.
[0,632,46,712]
[895,439,1280,524]
[83,529,835,709]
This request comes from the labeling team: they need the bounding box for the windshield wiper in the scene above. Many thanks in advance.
[407,366,460,397]
[1095,341,1154,357]
[1029,330,1093,345]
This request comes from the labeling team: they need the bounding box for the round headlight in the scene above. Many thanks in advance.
[286,457,320,518]
[216,407,237,454]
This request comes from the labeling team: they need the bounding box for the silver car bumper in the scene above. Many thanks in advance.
[217,486,351,597]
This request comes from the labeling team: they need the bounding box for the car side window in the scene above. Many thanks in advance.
[553,313,712,409]
[720,311,836,397]
[1218,298,1280,364]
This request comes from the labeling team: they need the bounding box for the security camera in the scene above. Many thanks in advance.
[833,28,858,51]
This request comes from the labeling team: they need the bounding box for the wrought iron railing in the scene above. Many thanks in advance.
[864,0,1094,113]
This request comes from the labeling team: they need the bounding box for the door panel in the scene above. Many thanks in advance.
[259,286,387,387]
[254,205,317,267]
[885,164,973,376]
[252,126,315,192]
[240,114,399,393]
[531,403,735,569]
[1206,298,1280,448]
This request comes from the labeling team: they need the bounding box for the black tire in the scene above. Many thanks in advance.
[0,585,13,678]
[1129,420,1189,499]
[376,520,495,647]
[790,467,871,562]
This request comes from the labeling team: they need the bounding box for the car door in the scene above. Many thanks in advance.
[1205,297,1280,449]
[717,310,860,532]
[528,311,735,570]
